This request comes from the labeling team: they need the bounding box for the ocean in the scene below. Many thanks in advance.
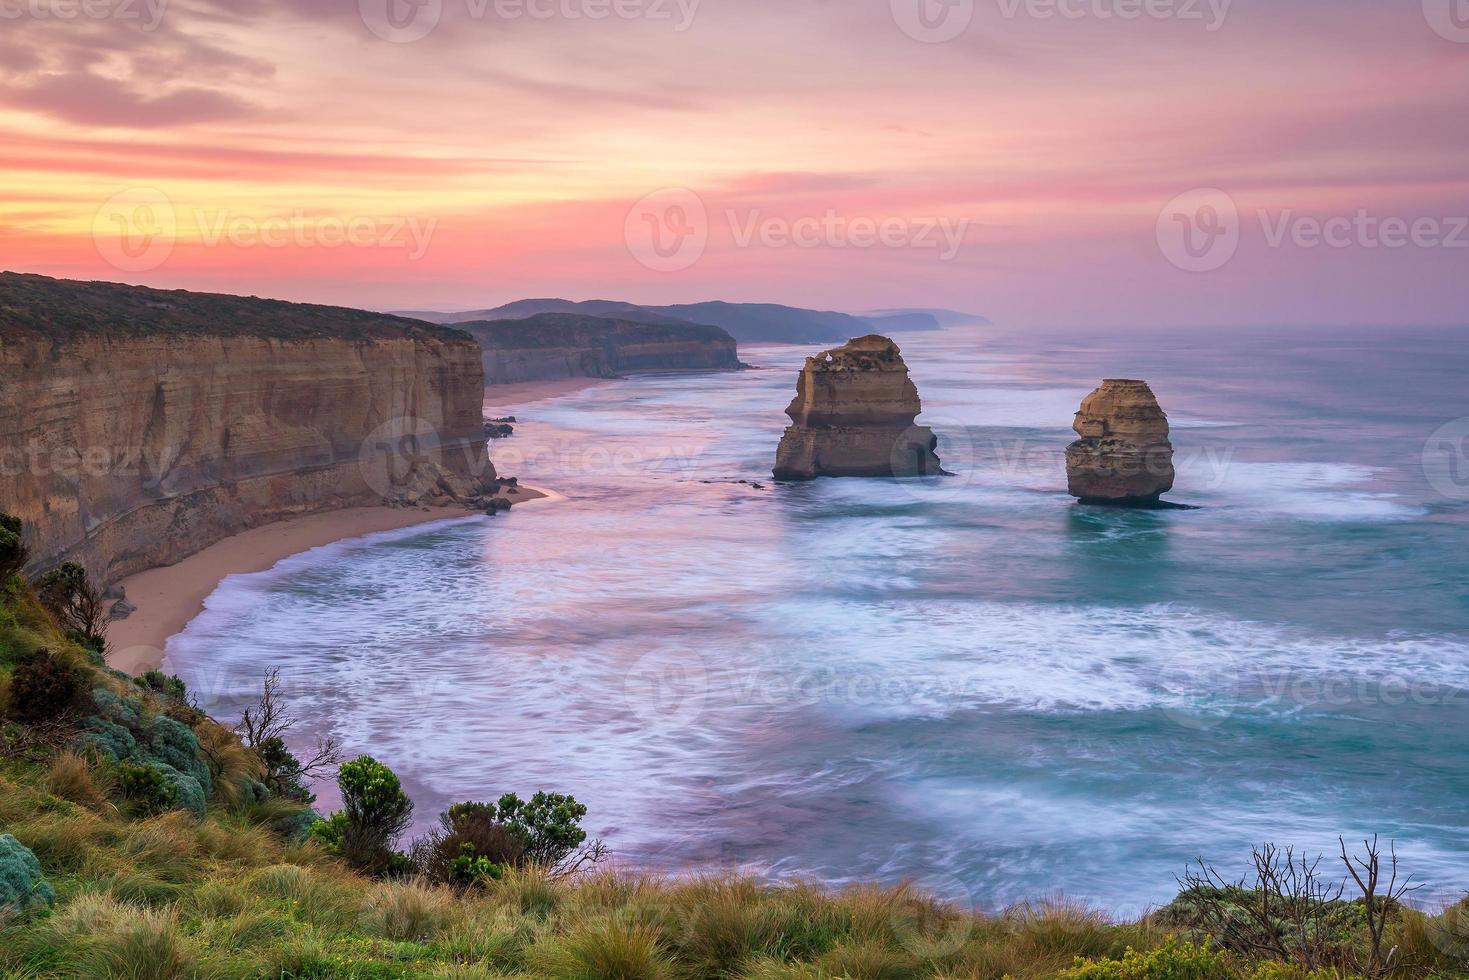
[166,324,1469,914]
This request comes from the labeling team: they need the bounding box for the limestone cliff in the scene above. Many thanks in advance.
[773,335,943,480]
[1065,379,1176,506]
[0,273,496,584]
[457,313,742,385]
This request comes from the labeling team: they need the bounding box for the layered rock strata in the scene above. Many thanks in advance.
[773,335,943,480]
[458,313,742,385]
[0,273,496,584]
[1065,379,1176,506]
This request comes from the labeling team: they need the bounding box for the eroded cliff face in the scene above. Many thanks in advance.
[1065,379,1175,506]
[773,335,943,480]
[461,313,742,385]
[0,274,495,584]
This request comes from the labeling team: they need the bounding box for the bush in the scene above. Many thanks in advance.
[75,685,213,809]
[494,791,588,867]
[0,513,28,580]
[136,671,188,702]
[412,801,525,887]
[8,647,87,724]
[1059,939,1231,980]
[312,756,412,875]
[119,761,180,816]
[34,561,107,650]
[0,833,56,913]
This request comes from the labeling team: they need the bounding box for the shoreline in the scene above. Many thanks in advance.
[106,488,555,676]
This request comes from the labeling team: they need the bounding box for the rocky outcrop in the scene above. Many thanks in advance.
[773,335,943,480]
[0,273,497,585]
[458,313,742,384]
[1065,379,1176,506]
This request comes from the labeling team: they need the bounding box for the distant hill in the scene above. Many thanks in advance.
[858,307,992,328]
[393,299,984,344]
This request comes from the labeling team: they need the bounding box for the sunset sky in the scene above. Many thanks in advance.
[2,0,1467,327]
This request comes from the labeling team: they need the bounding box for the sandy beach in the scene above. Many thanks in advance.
[107,486,556,676]
[483,376,611,410]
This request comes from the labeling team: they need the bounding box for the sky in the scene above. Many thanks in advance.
[1,0,1467,327]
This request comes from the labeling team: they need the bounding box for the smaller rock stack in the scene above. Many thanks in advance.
[1065,379,1176,507]
[773,335,944,481]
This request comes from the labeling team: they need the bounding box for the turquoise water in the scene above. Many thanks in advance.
[168,325,1469,913]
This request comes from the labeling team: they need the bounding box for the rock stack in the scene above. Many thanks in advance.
[1065,379,1176,507]
[773,335,944,481]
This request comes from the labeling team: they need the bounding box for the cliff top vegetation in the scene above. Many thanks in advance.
[0,273,473,344]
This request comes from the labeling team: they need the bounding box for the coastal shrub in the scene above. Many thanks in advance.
[136,670,188,702]
[312,755,413,875]
[493,790,589,867]
[119,761,180,816]
[1058,938,1230,979]
[8,647,87,724]
[76,684,214,811]
[412,801,525,887]
[34,560,107,650]
[0,833,56,913]
[0,512,27,579]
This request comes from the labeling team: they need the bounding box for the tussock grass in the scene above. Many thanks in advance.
[527,914,677,980]
[44,751,113,813]
[362,877,457,941]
